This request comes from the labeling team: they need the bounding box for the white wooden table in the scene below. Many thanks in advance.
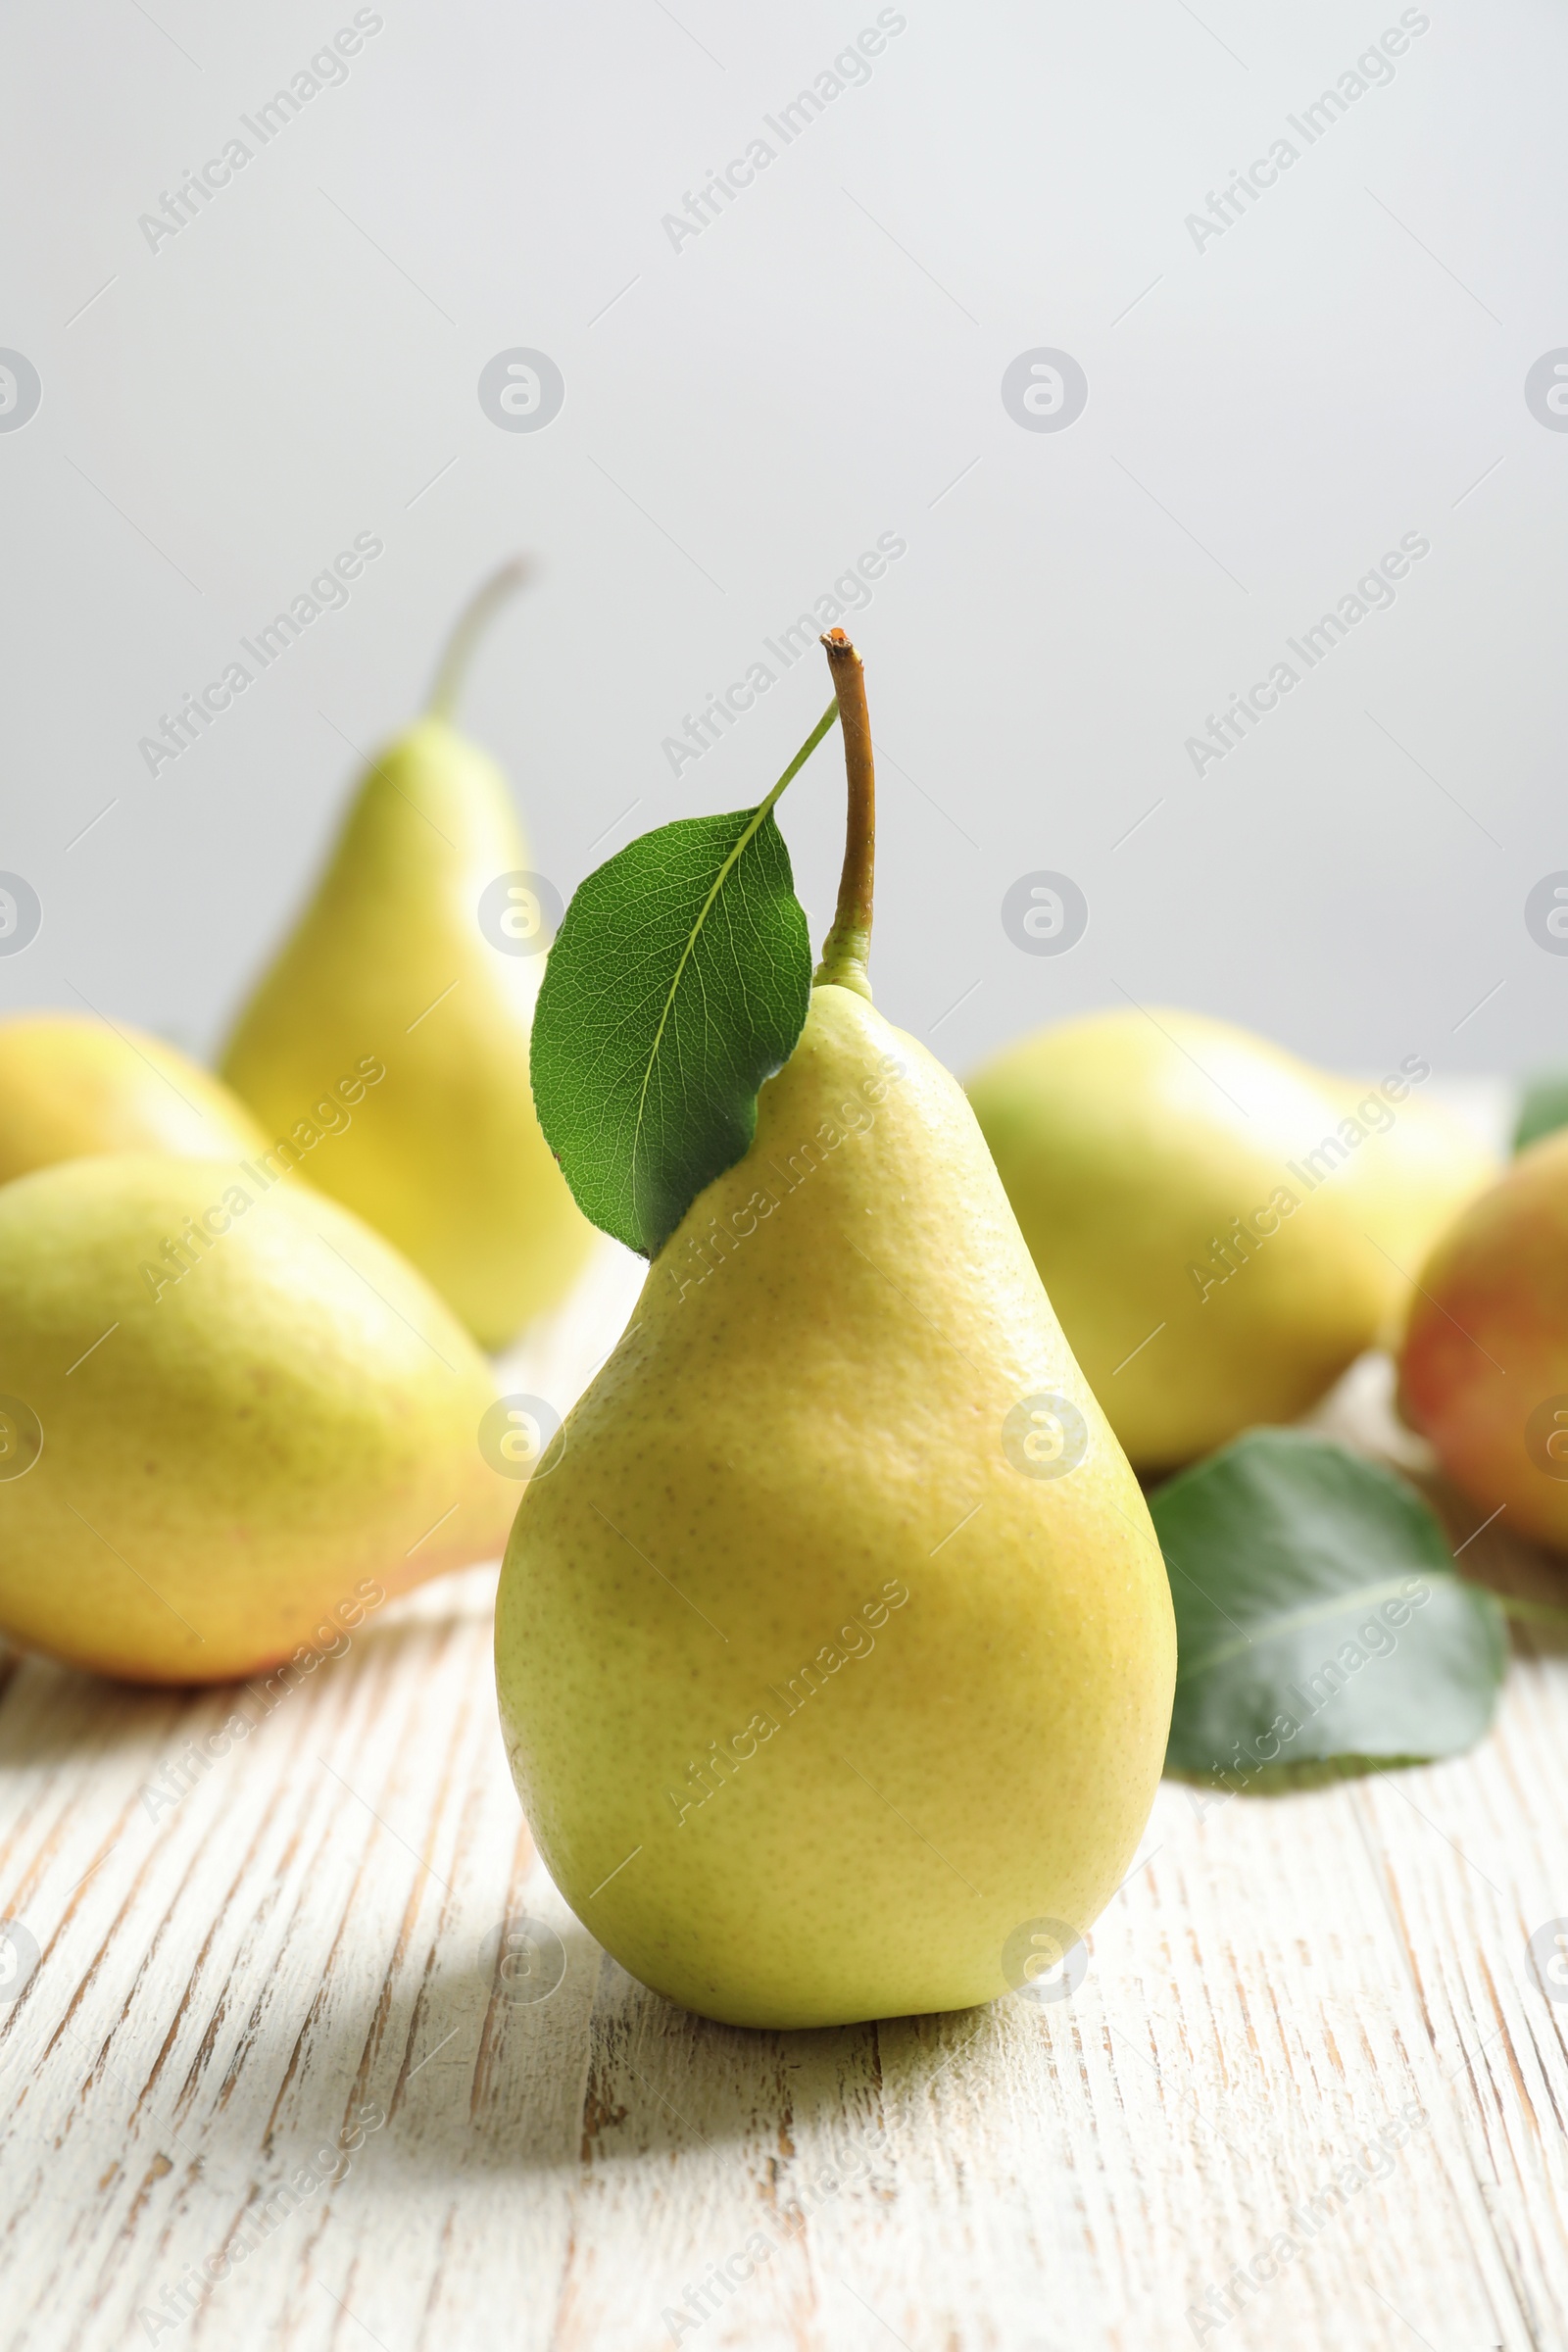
[5,1099,1568,2352]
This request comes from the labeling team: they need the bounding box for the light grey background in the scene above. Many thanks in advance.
[2,0,1564,1083]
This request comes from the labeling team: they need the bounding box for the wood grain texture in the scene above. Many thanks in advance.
[3,1228,1567,2352]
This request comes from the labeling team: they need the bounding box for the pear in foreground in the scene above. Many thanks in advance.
[221,567,592,1349]
[1398,1130,1568,1549]
[0,1154,515,1683]
[0,1012,266,1186]
[496,630,1174,2029]
[498,989,1174,2027]
[967,1008,1494,1473]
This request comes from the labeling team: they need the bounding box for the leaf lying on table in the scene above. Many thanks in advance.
[1149,1429,1507,1781]
[1514,1069,1568,1154]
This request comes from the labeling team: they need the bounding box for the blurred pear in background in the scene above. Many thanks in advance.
[0,1012,266,1186]
[968,1006,1495,1472]
[221,564,593,1352]
[1399,1129,1568,1550]
[0,1153,517,1683]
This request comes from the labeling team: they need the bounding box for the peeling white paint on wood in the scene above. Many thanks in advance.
[2,1236,1566,2351]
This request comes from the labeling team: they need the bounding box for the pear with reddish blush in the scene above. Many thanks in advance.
[1398,1128,1568,1549]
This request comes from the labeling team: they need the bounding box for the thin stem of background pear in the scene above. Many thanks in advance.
[427,559,531,719]
[812,629,875,1001]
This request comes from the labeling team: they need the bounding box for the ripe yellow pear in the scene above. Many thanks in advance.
[0,1154,515,1683]
[495,635,1175,2029]
[0,1012,265,1185]
[966,1009,1495,1473]
[221,564,592,1350]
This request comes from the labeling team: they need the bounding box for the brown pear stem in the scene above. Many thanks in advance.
[812,628,875,1000]
[427,558,531,721]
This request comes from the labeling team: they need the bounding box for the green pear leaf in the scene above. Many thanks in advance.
[531,710,837,1257]
[1150,1430,1506,1781]
[1514,1071,1568,1153]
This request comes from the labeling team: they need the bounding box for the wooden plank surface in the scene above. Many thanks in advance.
[5,1176,1568,2352]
